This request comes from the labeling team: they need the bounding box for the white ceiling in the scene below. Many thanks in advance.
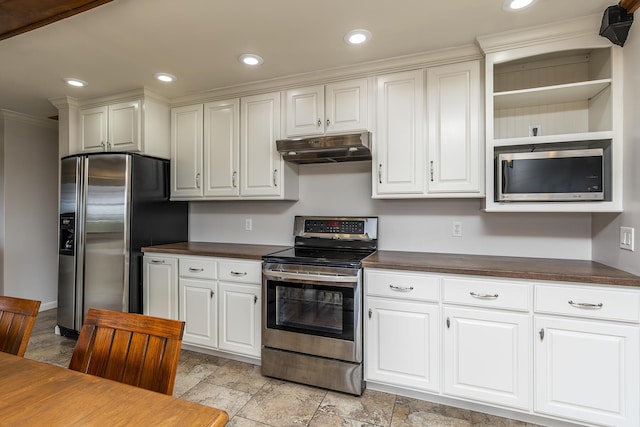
[0,0,615,118]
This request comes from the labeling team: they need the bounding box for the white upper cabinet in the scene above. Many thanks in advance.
[171,104,203,199]
[170,94,298,201]
[427,61,483,195]
[285,78,369,137]
[374,69,426,196]
[374,61,482,198]
[477,17,622,212]
[241,91,298,199]
[204,99,240,197]
[76,91,170,159]
[80,100,140,153]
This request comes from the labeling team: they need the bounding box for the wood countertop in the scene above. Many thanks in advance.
[142,241,289,260]
[363,250,640,287]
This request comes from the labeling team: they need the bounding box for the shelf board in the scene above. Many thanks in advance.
[491,131,613,147]
[493,79,611,110]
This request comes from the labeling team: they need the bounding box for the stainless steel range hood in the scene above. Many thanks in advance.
[276,132,371,164]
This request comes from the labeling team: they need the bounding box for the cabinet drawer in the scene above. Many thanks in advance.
[365,269,440,302]
[442,277,530,311]
[218,260,262,284]
[535,284,640,323]
[179,257,217,279]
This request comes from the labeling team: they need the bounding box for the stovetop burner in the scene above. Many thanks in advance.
[262,216,378,268]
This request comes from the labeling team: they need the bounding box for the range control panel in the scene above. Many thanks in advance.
[304,219,364,234]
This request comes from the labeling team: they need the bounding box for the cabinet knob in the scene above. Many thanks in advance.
[446,317,450,328]
[232,171,237,188]
[101,141,106,151]
[107,141,111,151]
[317,119,322,127]
[254,295,258,304]
[210,290,214,299]
[326,118,331,127]
[273,169,278,187]
[150,259,165,264]
[378,164,383,184]
[539,328,544,340]
[230,271,247,276]
[568,300,603,309]
[195,172,201,189]
[389,284,414,292]
[470,292,499,299]
[368,308,372,319]
[430,161,434,182]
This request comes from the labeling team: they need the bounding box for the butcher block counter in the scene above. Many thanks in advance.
[363,250,640,287]
[141,241,289,260]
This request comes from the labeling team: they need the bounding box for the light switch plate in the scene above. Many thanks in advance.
[620,227,634,251]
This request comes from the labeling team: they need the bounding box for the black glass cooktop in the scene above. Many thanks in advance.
[263,247,375,268]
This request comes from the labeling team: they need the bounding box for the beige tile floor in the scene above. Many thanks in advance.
[25,309,541,427]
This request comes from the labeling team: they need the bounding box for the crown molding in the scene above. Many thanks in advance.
[476,14,609,54]
[0,109,58,129]
[171,44,482,107]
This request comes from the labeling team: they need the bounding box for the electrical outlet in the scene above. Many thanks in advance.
[245,218,253,231]
[452,221,463,237]
[529,124,542,137]
[620,226,634,251]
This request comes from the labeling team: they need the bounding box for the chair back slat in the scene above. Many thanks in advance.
[69,308,184,395]
[0,296,41,357]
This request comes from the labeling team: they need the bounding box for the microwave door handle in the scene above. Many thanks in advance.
[502,160,508,195]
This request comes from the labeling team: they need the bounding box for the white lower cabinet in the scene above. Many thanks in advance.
[534,316,639,427]
[180,278,218,348]
[144,253,262,359]
[143,255,178,320]
[218,282,261,357]
[366,297,440,392]
[443,306,530,409]
[365,268,640,427]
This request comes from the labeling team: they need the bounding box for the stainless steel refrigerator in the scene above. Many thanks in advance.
[57,153,188,337]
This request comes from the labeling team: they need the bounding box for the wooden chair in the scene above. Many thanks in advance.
[69,308,185,395]
[0,295,41,357]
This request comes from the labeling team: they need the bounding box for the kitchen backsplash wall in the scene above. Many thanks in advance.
[189,161,592,260]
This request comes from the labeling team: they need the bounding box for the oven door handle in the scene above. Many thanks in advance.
[263,269,359,284]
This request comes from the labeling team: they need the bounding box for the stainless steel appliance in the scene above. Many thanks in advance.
[261,216,377,395]
[496,147,606,202]
[276,132,371,164]
[57,153,188,337]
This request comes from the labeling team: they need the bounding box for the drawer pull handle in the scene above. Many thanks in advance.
[150,259,165,264]
[568,300,603,309]
[389,285,414,292]
[470,292,499,299]
[188,267,204,273]
[230,271,247,276]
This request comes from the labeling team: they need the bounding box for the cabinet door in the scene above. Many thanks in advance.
[203,99,240,197]
[218,283,261,357]
[108,100,141,152]
[79,106,108,152]
[171,105,203,199]
[375,70,425,196]
[143,256,178,320]
[427,61,482,194]
[179,278,217,348]
[366,297,440,392]
[240,92,282,197]
[285,85,324,137]
[325,79,368,134]
[444,306,530,410]
[535,316,639,427]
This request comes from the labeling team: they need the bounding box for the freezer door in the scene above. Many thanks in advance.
[57,156,81,331]
[82,154,130,318]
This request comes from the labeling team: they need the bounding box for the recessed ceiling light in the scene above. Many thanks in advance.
[63,78,87,87]
[154,72,176,83]
[344,29,372,45]
[239,54,264,66]
[503,0,536,11]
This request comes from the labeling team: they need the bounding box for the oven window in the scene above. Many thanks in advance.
[266,281,355,341]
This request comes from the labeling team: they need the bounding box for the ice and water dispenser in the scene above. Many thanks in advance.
[59,213,75,255]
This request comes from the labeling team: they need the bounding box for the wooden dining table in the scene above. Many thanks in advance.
[0,352,228,426]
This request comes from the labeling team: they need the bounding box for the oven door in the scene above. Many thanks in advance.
[262,263,362,363]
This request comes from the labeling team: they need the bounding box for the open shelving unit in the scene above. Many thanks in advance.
[478,18,623,213]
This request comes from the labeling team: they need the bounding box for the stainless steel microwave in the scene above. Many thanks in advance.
[496,148,604,202]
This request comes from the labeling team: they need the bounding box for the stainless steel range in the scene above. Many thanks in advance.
[261,216,378,395]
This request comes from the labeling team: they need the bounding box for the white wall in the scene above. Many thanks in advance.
[592,28,640,275]
[191,161,592,259]
[0,111,59,308]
